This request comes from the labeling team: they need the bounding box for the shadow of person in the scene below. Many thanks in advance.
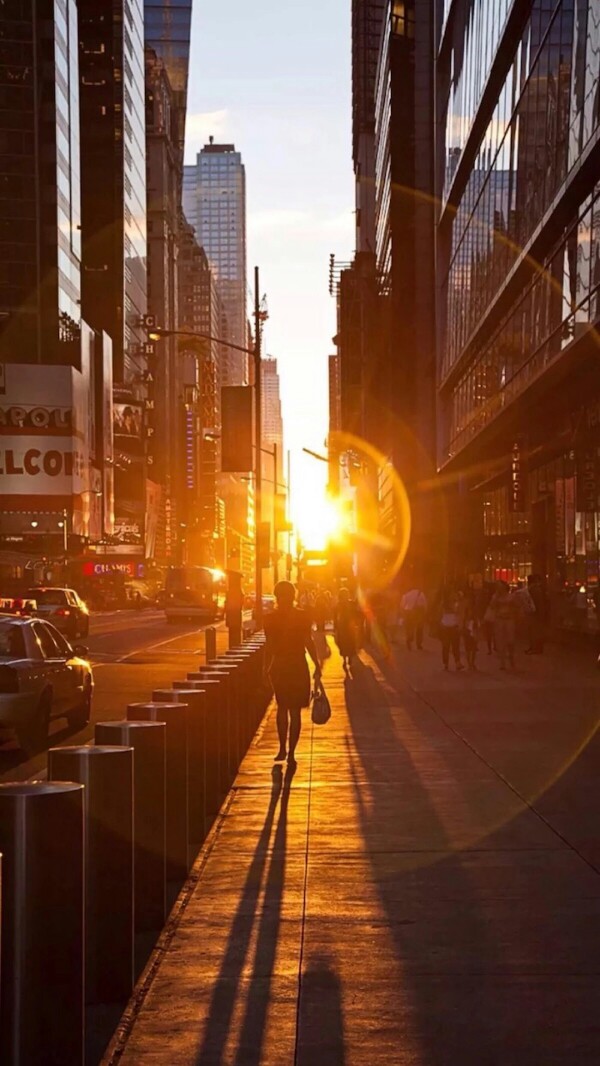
[296,953,346,1066]
[232,760,295,1065]
[194,761,284,1063]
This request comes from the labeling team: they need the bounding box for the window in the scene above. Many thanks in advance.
[0,623,26,658]
[33,623,61,659]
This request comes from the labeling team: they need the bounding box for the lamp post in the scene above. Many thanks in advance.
[147,265,266,624]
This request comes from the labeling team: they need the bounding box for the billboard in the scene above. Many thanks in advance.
[113,403,142,440]
[0,363,90,504]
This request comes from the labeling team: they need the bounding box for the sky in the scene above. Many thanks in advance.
[185,1,355,538]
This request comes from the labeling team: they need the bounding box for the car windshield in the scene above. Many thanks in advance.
[0,622,27,658]
[27,589,67,605]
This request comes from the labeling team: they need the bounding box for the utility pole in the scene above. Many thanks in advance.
[287,449,293,580]
[272,440,279,588]
[254,265,263,627]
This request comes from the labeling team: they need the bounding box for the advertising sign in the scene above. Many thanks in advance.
[0,364,90,502]
[508,440,526,512]
[113,403,142,440]
[82,560,145,578]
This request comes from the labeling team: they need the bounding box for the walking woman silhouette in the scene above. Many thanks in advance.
[263,581,321,767]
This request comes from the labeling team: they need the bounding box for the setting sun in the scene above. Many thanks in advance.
[291,483,348,550]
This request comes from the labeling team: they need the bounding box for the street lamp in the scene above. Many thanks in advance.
[146,264,266,624]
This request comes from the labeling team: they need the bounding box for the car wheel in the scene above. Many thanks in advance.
[79,617,89,639]
[68,679,92,730]
[18,691,51,755]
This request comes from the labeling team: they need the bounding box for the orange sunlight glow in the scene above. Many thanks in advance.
[292,489,347,550]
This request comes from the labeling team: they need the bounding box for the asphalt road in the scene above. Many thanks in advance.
[0,609,228,783]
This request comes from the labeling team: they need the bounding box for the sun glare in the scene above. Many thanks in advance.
[293,492,346,550]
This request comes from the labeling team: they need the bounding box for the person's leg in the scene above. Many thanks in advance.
[288,708,301,762]
[405,612,414,649]
[275,702,288,759]
[452,627,463,668]
[441,628,450,669]
[416,612,424,649]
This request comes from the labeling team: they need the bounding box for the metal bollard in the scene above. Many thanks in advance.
[197,666,238,787]
[205,625,217,662]
[152,688,206,847]
[0,782,84,1066]
[127,702,189,882]
[48,745,134,1005]
[95,720,166,933]
[183,677,227,816]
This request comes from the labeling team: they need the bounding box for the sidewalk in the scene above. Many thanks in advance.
[106,638,600,1065]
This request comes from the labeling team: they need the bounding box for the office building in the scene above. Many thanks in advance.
[261,357,284,452]
[0,0,114,578]
[334,0,437,579]
[144,0,192,170]
[183,140,248,384]
[352,1,386,253]
[177,219,220,565]
[0,0,82,367]
[79,0,149,550]
[79,0,148,384]
[435,0,600,629]
[145,47,180,559]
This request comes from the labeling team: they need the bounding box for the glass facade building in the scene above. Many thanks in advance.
[79,0,147,384]
[183,142,248,385]
[144,0,192,165]
[436,0,600,626]
[0,0,82,364]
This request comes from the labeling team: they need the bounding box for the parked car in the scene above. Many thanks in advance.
[27,587,90,639]
[0,615,93,753]
[0,596,37,616]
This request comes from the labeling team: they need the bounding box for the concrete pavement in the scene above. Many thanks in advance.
[105,636,600,1065]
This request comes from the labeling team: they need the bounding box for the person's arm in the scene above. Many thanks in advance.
[305,627,321,679]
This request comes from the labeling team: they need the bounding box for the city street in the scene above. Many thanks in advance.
[0,610,225,784]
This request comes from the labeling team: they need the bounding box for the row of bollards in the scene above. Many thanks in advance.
[0,628,268,1065]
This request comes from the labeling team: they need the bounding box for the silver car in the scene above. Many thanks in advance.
[0,615,93,754]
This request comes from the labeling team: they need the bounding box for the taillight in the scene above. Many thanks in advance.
[55,608,71,617]
[0,665,19,693]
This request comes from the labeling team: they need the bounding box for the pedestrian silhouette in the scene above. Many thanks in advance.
[264,580,321,766]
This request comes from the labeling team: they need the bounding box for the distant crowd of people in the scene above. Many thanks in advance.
[294,575,551,675]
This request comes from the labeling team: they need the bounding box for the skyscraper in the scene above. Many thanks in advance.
[0,0,82,366]
[144,0,193,169]
[352,0,386,254]
[79,0,148,550]
[79,0,148,384]
[183,140,248,384]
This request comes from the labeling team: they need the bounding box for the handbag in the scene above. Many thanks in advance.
[311,683,331,725]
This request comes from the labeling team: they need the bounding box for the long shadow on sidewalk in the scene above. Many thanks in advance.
[194,762,295,1065]
[342,655,579,1063]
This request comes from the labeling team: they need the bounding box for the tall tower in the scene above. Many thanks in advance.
[0,0,83,366]
[79,0,147,384]
[183,141,248,385]
[144,0,193,172]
